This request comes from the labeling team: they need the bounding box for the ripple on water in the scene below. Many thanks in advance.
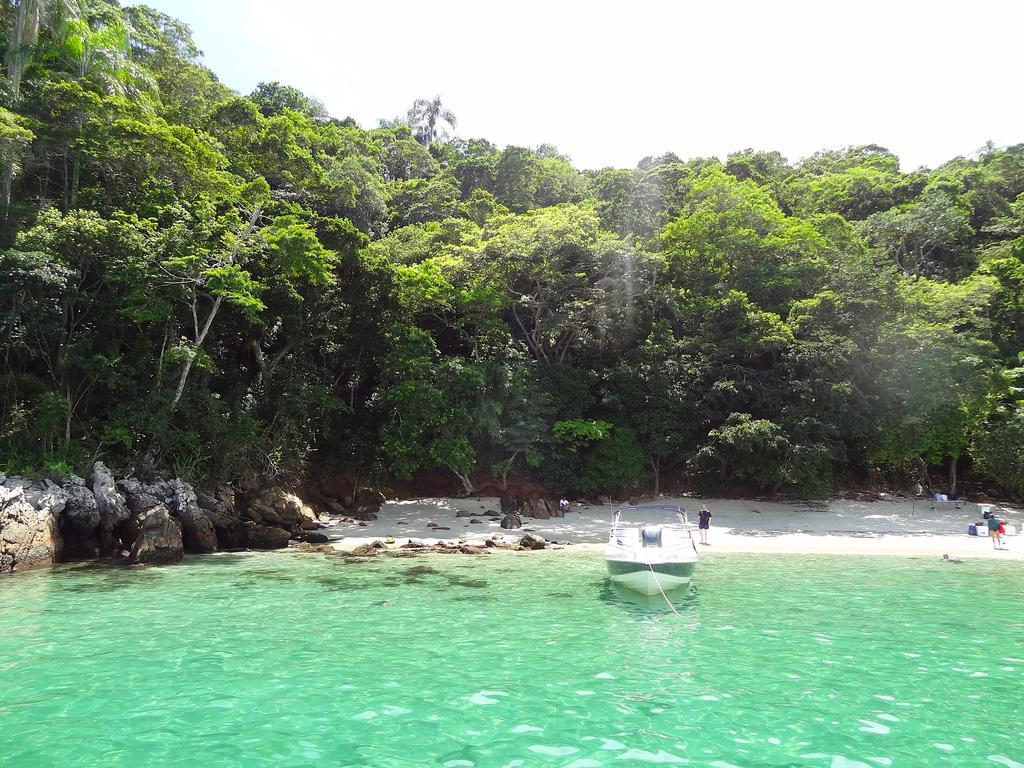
[528,745,577,756]
[621,749,688,764]
[0,552,1022,768]
[511,725,543,734]
[466,691,507,705]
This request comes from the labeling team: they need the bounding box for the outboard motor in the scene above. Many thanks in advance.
[641,526,663,547]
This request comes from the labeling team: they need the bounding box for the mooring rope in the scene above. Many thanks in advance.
[647,562,683,617]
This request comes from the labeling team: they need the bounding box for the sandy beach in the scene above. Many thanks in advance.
[319,495,1024,561]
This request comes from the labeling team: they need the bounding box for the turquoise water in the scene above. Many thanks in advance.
[1,552,1023,768]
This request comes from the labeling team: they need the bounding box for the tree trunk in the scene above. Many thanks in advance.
[69,114,83,209]
[167,202,261,411]
[500,451,519,490]
[915,456,930,492]
[63,384,72,443]
[169,294,222,410]
[451,469,475,496]
[1,161,13,217]
[69,151,80,209]
[650,456,660,497]
[949,455,958,497]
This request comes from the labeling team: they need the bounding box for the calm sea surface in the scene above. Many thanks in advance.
[1,551,1022,768]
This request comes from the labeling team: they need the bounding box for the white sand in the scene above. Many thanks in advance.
[318,495,1024,561]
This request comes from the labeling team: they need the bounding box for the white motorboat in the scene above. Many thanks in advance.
[604,504,698,595]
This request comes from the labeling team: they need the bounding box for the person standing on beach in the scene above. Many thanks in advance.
[698,504,712,545]
[987,515,1004,550]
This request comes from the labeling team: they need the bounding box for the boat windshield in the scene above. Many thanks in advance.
[612,504,689,529]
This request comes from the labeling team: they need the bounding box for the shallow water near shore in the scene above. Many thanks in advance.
[1,551,1023,768]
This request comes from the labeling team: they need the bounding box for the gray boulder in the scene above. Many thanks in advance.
[196,491,232,519]
[521,496,560,519]
[242,499,281,526]
[499,514,522,530]
[197,491,247,550]
[59,482,101,559]
[500,495,561,519]
[117,477,169,515]
[247,525,290,550]
[125,503,183,565]
[91,462,130,553]
[23,479,69,516]
[0,483,63,572]
[60,482,99,529]
[348,502,380,521]
[168,479,217,554]
[519,533,546,550]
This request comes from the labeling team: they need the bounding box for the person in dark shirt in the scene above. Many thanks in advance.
[697,504,712,545]
[987,515,1005,550]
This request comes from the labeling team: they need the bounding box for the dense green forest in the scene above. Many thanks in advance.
[2,1,1023,499]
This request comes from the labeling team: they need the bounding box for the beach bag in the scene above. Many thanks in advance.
[998,522,1006,534]
[968,524,978,536]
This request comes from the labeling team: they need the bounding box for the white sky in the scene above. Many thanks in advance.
[140,0,1024,171]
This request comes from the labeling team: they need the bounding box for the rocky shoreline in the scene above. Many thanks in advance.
[0,462,329,574]
[0,465,568,574]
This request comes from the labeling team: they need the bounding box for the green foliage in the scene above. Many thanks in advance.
[971,363,1024,498]
[249,81,328,121]
[553,419,612,449]
[0,0,1022,501]
[377,327,485,487]
[578,425,648,493]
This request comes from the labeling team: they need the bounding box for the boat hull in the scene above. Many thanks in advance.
[605,559,696,596]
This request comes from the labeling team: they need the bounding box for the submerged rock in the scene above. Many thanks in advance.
[519,533,546,550]
[350,541,386,556]
[291,541,333,553]
[247,525,290,550]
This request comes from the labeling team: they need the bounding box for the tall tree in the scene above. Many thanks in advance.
[5,0,80,98]
[406,95,456,146]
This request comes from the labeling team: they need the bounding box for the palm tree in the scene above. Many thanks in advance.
[2,1,79,215]
[2,0,81,213]
[406,95,456,146]
[5,0,81,99]
[61,13,155,207]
